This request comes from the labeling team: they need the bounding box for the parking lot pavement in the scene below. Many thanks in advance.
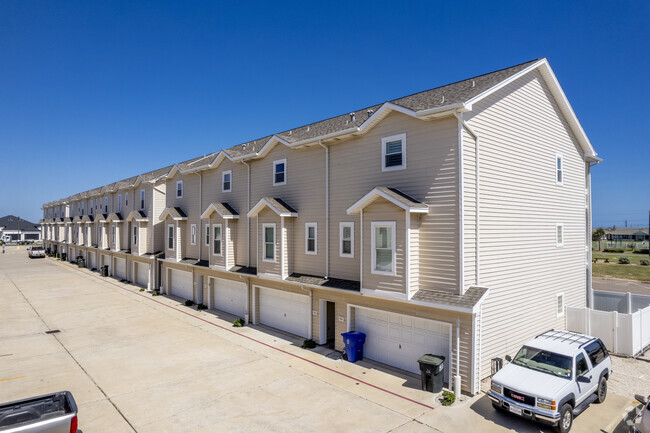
[593,277,650,295]
[0,248,637,432]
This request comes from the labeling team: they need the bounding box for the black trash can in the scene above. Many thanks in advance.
[77,258,85,268]
[417,354,445,393]
[61,253,67,262]
[101,265,109,277]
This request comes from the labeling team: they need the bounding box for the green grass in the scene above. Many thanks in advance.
[593,263,650,282]
[593,253,650,265]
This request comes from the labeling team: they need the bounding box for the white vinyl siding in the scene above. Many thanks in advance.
[340,222,354,258]
[263,223,276,262]
[222,170,232,192]
[190,224,196,245]
[305,223,317,255]
[212,224,222,256]
[273,159,286,186]
[371,221,396,275]
[381,133,406,171]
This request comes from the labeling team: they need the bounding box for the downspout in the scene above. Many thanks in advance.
[318,139,329,278]
[455,318,461,396]
[453,110,481,286]
[301,284,313,340]
[242,160,251,267]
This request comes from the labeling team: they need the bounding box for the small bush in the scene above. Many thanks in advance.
[302,339,317,349]
[603,248,625,253]
[641,259,650,266]
[197,303,207,310]
[233,318,245,327]
[442,391,456,406]
[152,291,159,296]
[139,288,145,292]
[634,248,650,255]
[618,257,630,264]
[184,300,195,307]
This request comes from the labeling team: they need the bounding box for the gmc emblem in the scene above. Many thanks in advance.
[510,393,525,402]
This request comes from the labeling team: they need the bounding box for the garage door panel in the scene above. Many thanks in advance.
[171,269,193,300]
[213,278,247,317]
[259,287,309,338]
[355,308,450,382]
[115,258,126,279]
[136,263,149,287]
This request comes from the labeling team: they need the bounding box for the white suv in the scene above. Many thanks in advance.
[488,330,611,433]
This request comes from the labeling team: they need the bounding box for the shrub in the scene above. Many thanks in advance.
[634,248,650,255]
[139,288,145,292]
[618,257,630,264]
[184,299,195,307]
[302,339,317,349]
[197,303,207,310]
[233,318,245,327]
[641,259,650,266]
[442,391,456,406]
[152,291,159,296]
[603,248,625,253]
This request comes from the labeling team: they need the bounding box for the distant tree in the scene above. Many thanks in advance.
[593,228,605,250]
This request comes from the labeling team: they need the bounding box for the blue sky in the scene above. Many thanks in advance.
[0,1,648,227]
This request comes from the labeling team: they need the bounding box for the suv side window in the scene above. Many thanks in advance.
[584,341,606,366]
[576,353,589,377]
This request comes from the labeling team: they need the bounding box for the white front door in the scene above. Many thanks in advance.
[354,307,451,382]
[170,269,193,300]
[258,287,310,338]
[213,277,247,317]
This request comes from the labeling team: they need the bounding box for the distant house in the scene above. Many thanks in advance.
[603,227,649,242]
[0,215,41,242]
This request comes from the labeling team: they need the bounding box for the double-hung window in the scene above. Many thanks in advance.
[212,224,222,256]
[104,198,108,213]
[382,133,406,171]
[263,224,276,261]
[205,224,210,246]
[556,154,563,185]
[273,159,286,186]
[111,225,116,245]
[222,170,232,192]
[340,222,354,258]
[556,293,564,318]
[176,181,183,198]
[125,193,129,207]
[556,223,564,247]
[371,222,396,275]
[305,223,317,255]
[190,224,196,245]
[140,189,145,210]
[167,224,174,250]
[133,226,138,246]
[118,194,122,213]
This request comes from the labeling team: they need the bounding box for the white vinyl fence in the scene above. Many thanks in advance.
[567,305,650,356]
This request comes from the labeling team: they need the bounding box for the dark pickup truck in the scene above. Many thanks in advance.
[0,391,77,433]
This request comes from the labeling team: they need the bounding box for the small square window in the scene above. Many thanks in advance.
[382,133,406,171]
[556,154,563,185]
[176,181,183,198]
[305,223,317,255]
[273,159,286,186]
[556,293,564,317]
[556,223,564,247]
[222,171,232,192]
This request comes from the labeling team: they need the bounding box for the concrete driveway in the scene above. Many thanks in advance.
[0,246,637,432]
[594,277,650,295]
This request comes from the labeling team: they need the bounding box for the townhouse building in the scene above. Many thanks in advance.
[42,58,600,395]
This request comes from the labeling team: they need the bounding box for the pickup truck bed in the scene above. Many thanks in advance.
[0,391,77,433]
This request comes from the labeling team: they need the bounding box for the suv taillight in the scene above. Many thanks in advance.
[70,415,78,433]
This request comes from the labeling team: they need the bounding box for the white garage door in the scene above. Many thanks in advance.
[88,252,95,269]
[213,278,247,317]
[136,262,150,288]
[354,308,451,382]
[259,287,310,338]
[114,258,127,279]
[171,269,193,300]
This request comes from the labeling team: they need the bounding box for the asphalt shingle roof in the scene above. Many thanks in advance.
[411,286,488,310]
[0,215,40,231]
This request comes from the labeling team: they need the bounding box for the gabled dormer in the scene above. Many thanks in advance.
[201,202,239,270]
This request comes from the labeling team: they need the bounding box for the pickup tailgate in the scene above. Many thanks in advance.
[0,391,77,433]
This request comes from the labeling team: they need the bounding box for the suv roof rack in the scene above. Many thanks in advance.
[535,329,594,348]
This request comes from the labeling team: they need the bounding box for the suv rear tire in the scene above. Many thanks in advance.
[596,376,607,403]
[555,403,573,433]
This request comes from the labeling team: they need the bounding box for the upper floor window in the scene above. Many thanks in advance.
[104,198,108,213]
[556,154,563,185]
[133,226,138,246]
[273,159,286,186]
[222,170,232,192]
[167,224,174,250]
[118,194,122,213]
[556,223,564,247]
[125,193,129,207]
[305,223,317,255]
[340,222,354,258]
[371,221,396,275]
[263,223,276,261]
[112,225,116,244]
[556,293,564,317]
[382,133,406,172]
[190,224,197,245]
[140,189,145,210]
[212,224,222,256]
[176,181,183,198]
[205,224,210,246]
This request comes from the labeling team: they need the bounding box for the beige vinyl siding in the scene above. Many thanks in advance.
[249,144,326,276]
[462,128,477,289]
[465,70,587,378]
[226,221,236,269]
[257,207,281,276]
[329,111,459,292]
[362,199,405,294]
[409,213,420,297]
[152,182,166,254]
[167,174,201,259]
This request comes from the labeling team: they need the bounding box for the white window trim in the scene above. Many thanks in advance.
[556,223,564,248]
[140,189,145,210]
[176,180,183,198]
[212,223,223,256]
[556,293,565,318]
[222,170,232,193]
[167,224,174,251]
[371,221,396,276]
[273,159,287,186]
[381,133,406,172]
[190,224,197,245]
[340,222,354,258]
[262,223,276,262]
[556,153,564,186]
[305,222,317,255]
[205,223,210,246]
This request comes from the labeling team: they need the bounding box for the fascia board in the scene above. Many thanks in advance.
[346,188,425,214]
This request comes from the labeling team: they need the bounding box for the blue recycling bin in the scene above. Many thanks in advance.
[341,331,366,362]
